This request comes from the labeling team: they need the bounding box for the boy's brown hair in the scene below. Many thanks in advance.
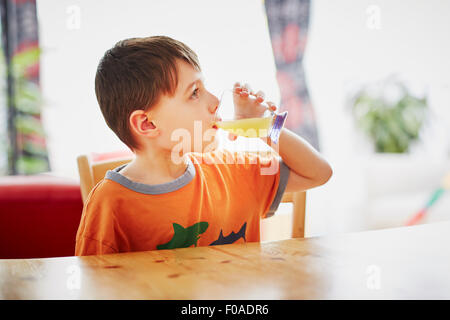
[95,36,201,150]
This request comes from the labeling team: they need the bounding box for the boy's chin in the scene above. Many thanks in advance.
[191,138,219,154]
[183,137,217,154]
[202,140,219,153]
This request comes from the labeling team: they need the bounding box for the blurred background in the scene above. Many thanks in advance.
[1,0,449,247]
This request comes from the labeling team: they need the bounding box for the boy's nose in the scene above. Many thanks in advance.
[208,94,220,114]
[209,96,220,114]
[208,103,221,122]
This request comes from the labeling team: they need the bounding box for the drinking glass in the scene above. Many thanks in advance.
[213,89,288,144]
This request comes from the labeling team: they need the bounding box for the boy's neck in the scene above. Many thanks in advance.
[120,149,189,185]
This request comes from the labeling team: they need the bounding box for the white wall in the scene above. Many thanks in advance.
[36,0,279,177]
[304,0,450,235]
[37,0,450,236]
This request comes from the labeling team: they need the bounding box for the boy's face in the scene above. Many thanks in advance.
[148,59,220,154]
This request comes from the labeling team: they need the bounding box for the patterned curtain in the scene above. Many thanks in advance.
[0,16,6,175]
[0,0,49,175]
[264,0,320,150]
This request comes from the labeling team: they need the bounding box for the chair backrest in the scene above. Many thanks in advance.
[77,155,132,203]
[77,153,306,238]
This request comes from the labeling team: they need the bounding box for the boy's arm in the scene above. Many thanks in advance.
[263,128,333,193]
[231,82,332,193]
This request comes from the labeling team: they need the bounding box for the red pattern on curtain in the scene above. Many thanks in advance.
[264,0,320,150]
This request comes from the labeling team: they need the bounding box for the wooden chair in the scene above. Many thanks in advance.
[77,154,306,238]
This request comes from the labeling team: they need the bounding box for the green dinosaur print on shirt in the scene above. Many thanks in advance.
[157,222,209,250]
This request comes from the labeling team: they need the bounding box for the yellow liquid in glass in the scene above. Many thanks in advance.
[215,117,273,138]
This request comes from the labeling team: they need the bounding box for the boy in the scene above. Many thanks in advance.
[75,36,332,255]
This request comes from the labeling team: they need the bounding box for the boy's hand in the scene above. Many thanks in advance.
[232,82,277,119]
[228,82,277,141]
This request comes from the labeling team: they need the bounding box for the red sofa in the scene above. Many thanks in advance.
[0,174,83,259]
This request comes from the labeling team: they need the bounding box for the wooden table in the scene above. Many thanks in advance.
[1,221,450,299]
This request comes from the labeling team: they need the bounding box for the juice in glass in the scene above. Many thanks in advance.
[213,89,288,143]
[215,116,273,138]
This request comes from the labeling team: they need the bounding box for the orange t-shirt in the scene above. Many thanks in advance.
[75,149,290,256]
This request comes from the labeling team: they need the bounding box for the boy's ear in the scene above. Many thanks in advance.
[129,110,160,138]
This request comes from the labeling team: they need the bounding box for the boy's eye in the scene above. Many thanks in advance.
[191,88,199,99]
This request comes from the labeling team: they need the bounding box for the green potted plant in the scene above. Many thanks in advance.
[350,78,428,153]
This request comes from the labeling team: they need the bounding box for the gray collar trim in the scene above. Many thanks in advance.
[105,157,196,195]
